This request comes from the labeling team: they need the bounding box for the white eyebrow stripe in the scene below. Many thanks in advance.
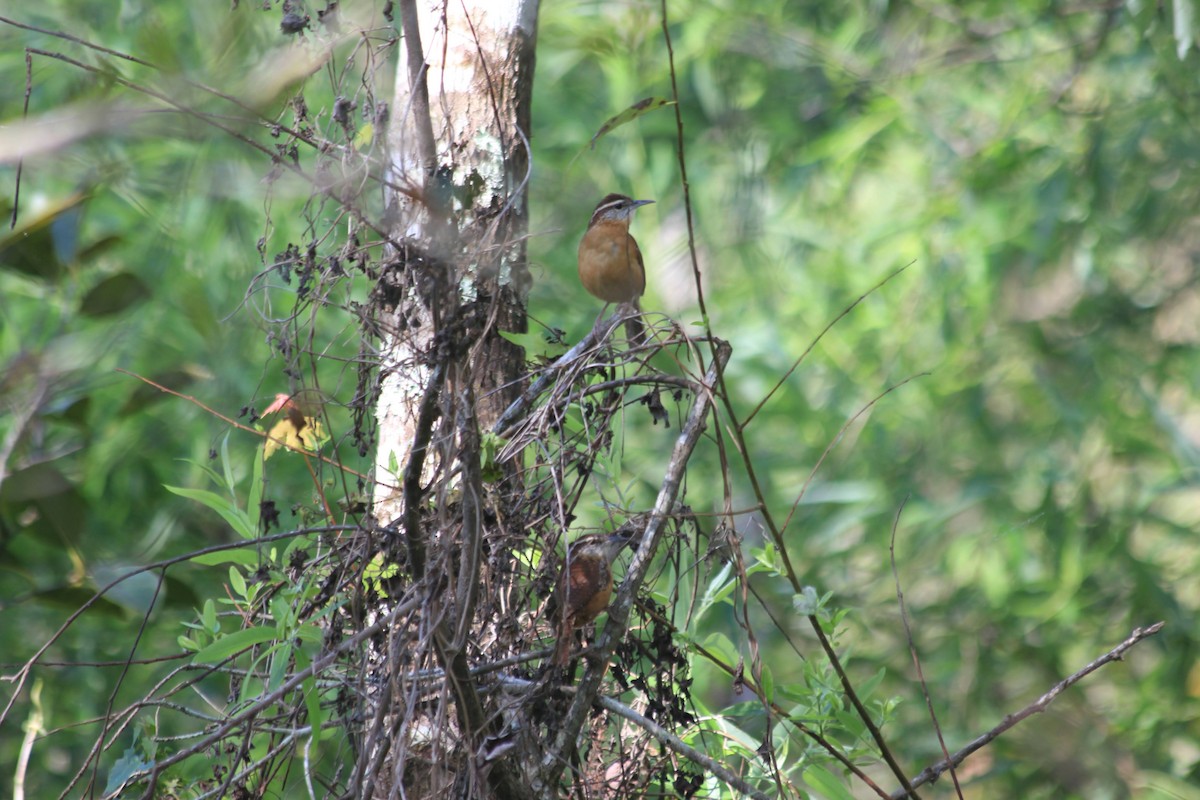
[589,196,630,225]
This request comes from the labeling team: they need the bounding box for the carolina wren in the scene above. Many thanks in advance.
[552,530,636,666]
[577,193,654,340]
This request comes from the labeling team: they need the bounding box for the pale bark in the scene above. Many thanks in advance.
[373,0,536,522]
[363,2,538,797]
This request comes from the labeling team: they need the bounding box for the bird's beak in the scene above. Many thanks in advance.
[632,199,655,208]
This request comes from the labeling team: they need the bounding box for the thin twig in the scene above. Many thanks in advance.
[779,373,929,538]
[660,0,708,325]
[12,48,32,228]
[890,621,1167,798]
[0,526,352,724]
[889,497,963,798]
[491,311,625,438]
[741,263,912,429]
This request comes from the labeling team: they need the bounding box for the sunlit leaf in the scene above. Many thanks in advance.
[262,391,329,458]
[589,97,675,149]
[0,193,85,280]
[353,121,374,150]
[192,626,279,663]
[263,415,326,458]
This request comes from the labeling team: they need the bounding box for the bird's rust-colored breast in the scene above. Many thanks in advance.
[565,551,613,628]
[577,222,646,304]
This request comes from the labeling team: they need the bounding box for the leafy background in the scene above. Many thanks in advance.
[2,1,1198,797]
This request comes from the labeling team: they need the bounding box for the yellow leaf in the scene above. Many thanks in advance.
[264,416,325,459]
[353,122,374,151]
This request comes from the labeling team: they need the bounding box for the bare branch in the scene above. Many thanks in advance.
[891,621,1167,798]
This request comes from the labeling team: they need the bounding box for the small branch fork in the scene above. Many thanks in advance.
[491,309,629,440]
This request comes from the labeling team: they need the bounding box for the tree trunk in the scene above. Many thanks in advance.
[361,1,538,797]
[373,0,535,516]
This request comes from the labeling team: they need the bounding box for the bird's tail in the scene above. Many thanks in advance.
[554,631,572,666]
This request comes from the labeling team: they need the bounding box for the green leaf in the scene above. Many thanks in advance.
[165,485,255,539]
[480,430,506,483]
[248,442,265,532]
[759,663,774,703]
[775,677,811,706]
[201,599,218,634]
[697,632,738,663]
[192,626,280,663]
[353,122,374,150]
[229,566,247,600]
[296,648,326,746]
[0,193,85,280]
[856,668,886,702]
[708,715,759,756]
[497,328,565,361]
[697,562,734,614]
[191,548,262,567]
[363,552,399,597]
[220,431,237,494]
[802,765,855,800]
[104,746,153,795]
[268,642,292,691]
[293,623,324,645]
[270,595,294,630]
[793,586,820,616]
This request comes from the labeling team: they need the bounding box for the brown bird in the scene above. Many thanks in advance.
[552,531,636,666]
[577,193,654,341]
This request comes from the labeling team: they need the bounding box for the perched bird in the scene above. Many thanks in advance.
[577,193,654,341]
[552,530,636,666]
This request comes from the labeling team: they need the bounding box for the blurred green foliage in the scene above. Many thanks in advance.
[2,0,1199,797]
[0,2,370,794]
[532,1,1200,797]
